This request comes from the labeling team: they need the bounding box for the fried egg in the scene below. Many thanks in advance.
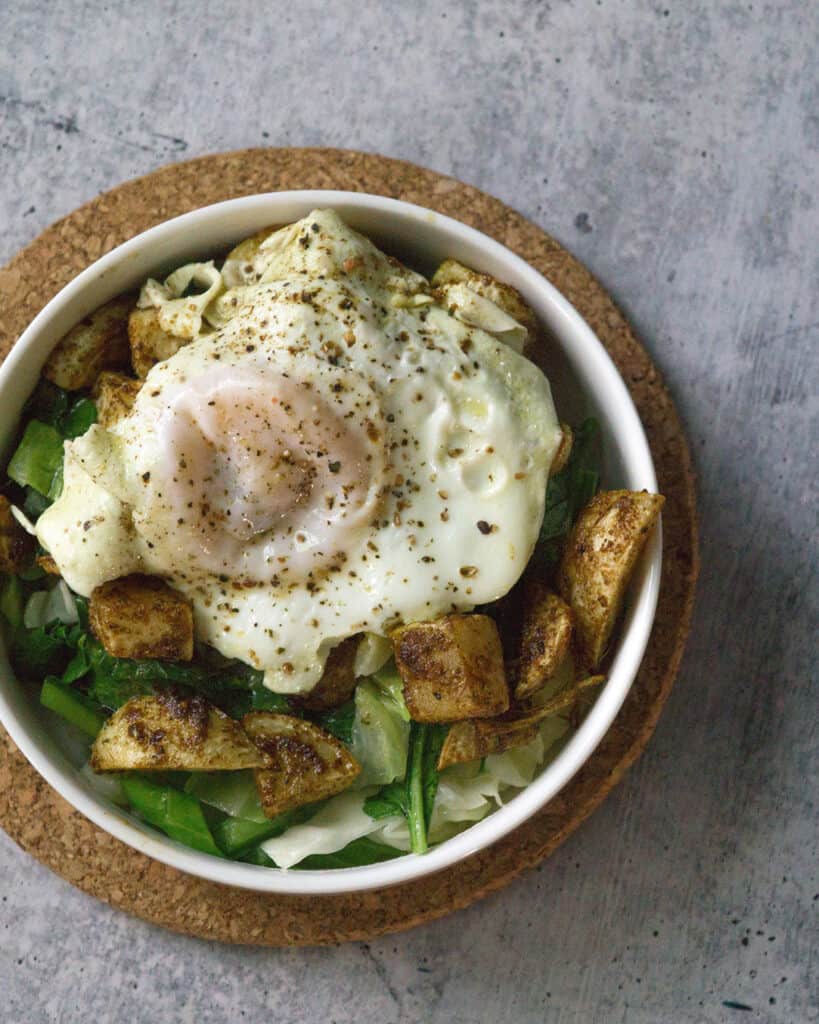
[37,210,562,693]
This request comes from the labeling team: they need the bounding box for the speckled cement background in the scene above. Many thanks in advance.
[0,1,816,1021]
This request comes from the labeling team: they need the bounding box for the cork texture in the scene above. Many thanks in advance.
[0,149,698,946]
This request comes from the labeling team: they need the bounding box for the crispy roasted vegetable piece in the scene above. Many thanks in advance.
[438,675,605,770]
[550,423,573,475]
[431,258,539,338]
[89,574,194,661]
[0,495,34,572]
[242,712,360,818]
[295,636,359,712]
[92,370,142,426]
[128,307,187,378]
[515,580,574,701]
[392,613,509,723]
[558,490,665,667]
[90,693,264,772]
[42,296,132,390]
[36,553,60,575]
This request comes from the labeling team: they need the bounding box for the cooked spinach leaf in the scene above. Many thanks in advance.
[315,699,356,745]
[296,836,401,869]
[12,603,290,719]
[539,417,601,563]
[364,722,448,854]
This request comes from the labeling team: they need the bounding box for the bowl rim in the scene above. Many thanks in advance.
[0,190,661,894]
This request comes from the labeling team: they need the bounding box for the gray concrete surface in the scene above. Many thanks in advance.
[1,1,817,1021]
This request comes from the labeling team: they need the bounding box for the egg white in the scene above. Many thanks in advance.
[37,210,562,693]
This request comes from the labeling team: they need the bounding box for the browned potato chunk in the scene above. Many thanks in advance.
[295,636,359,712]
[515,581,574,701]
[550,423,573,475]
[438,675,605,770]
[36,553,60,576]
[392,614,509,723]
[431,258,539,338]
[43,295,132,390]
[89,574,194,661]
[242,712,360,818]
[0,495,34,572]
[92,371,142,427]
[558,490,665,667]
[90,693,264,773]
[128,307,187,378]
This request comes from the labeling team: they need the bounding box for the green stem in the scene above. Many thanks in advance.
[0,574,23,629]
[40,679,106,737]
[120,775,223,857]
[212,810,298,857]
[406,724,428,855]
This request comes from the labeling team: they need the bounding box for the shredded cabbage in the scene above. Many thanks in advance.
[185,771,268,823]
[351,679,410,786]
[138,261,224,339]
[376,716,571,851]
[264,715,573,866]
[10,504,37,536]
[261,789,403,869]
[353,633,392,677]
[436,282,528,353]
[23,580,79,629]
[79,761,127,806]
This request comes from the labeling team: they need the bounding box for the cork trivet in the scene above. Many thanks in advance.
[0,149,698,945]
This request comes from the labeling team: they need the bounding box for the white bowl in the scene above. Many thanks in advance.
[0,191,661,894]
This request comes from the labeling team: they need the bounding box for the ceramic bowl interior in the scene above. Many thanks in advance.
[0,191,661,894]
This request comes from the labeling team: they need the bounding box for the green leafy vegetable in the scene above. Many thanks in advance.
[12,599,287,712]
[18,558,47,583]
[539,417,601,563]
[61,397,97,439]
[73,594,89,630]
[248,687,292,714]
[47,459,64,501]
[372,663,412,722]
[82,645,201,709]
[296,836,402,870]
[364,722,448,854]
[21,487,51,522]
[23,381,97,440]
[238,845,276,867]
[24,380,70,429]
[420,724,448,827]
[12,619,84,679]
[7,385,96,520]
[212,807,312,857]
[363,780,408,821]
[7,420,65,497]
[351,679,410,785]
[405,728,428,854]
[40,678,106,737]
[120,775,223,856]
[81,648,286,717]
[315,699,355,745]
[0,574,24,629]
[184,771,268,824]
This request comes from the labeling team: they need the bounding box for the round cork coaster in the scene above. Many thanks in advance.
[0,149,698,945]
